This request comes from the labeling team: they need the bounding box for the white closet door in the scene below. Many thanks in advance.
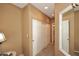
[32,19,38,55]
[37,21,42,52]
[32,19,50,55]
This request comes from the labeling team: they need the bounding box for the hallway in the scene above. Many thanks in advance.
[36,43,55,56]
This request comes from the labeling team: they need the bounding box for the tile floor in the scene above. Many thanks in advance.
[36,43,55,56]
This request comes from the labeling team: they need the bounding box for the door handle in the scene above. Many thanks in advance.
[67,38,69,40]
[32,40,34,42]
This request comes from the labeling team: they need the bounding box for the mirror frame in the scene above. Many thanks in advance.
[59,5,73,56]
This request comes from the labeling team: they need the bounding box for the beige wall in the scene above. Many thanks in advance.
[22,4,32,56]
[55,3,70,56]
[74,11,79,55]
[22,4,50,56]
[0,4,23,55]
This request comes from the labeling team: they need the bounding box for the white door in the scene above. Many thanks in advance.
[32,19,50,56]
[32,19,38,56]
[62,20,69,53]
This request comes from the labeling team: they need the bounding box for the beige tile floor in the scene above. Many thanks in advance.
[36,43,55,56]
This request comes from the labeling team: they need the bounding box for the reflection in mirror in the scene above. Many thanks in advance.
[60,3,79,56]
[62,20,69,53]
[62,9,74,56]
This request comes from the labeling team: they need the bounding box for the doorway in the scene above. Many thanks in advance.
[32,18,50,56]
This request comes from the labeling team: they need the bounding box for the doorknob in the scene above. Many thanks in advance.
[67,38,69,40]
[32,40,34,42]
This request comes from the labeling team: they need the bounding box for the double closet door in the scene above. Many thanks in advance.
[32,19,50,55]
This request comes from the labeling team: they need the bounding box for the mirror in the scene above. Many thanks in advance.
[59,4,79,56]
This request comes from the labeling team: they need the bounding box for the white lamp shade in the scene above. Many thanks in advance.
[0,32,6,42]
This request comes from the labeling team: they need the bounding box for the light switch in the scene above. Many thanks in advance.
[26,34,29,38]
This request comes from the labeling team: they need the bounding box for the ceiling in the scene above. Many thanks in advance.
[13,3,54,18]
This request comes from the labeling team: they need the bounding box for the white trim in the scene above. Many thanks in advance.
[59,5,73,56]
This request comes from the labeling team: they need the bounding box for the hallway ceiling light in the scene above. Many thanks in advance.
[44,6,48,9]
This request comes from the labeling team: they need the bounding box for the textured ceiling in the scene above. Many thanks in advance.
[13,3,54,18]
[13,3,28,8]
